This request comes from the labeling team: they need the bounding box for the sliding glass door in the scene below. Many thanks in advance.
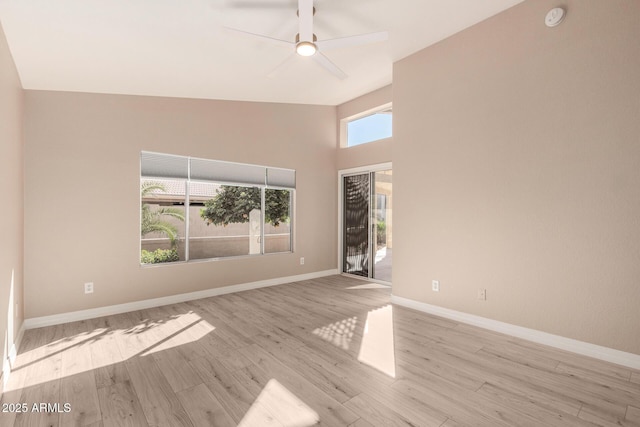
[342,168,392,282]
[343,174,370,277]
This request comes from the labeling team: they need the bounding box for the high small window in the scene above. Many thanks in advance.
[140,152,294,265]
[343,104,392,147]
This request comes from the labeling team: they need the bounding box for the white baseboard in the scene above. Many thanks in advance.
[9,324,25,366]
[391,295,640,370]
[2,322,25,392]
[24,269,338,329]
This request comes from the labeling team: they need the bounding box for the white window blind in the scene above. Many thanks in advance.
[141,151,295,189]
[140,151,188,179]
[266,167,296,189]
[190,158,266,186]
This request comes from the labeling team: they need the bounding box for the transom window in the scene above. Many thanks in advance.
[342,103,392,147]
[140,151,294,265]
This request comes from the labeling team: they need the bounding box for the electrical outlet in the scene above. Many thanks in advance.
[432,280,440,292]
[300,257,305,265]
[84,282,94,294]
[478,289,486,300]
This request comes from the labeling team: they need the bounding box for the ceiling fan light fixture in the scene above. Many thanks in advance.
[296,41,317,56]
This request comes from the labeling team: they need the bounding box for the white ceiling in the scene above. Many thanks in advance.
[0,0,524,105]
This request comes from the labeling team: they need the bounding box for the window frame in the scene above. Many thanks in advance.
[340,102,393,148]
[140,151,295,266]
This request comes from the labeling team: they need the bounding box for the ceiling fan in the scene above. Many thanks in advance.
[225,0,388,79]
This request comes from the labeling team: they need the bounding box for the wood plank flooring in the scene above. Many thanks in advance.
[1,275,639,426]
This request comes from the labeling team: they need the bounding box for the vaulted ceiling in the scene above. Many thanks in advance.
[0,0,524,105]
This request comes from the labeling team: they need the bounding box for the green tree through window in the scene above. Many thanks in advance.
[200,186,290,227]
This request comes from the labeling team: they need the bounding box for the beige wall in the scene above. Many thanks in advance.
[24,91,337,318]
[0,22,24,377]
[337,85,392,170]
[393,0,640,354]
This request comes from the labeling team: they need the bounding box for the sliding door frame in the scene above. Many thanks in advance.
[338,162,392,285]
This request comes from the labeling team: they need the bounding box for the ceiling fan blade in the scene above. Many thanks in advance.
[312,52,347,80]
[223,26,293,49]
[298,0,314,42]
[316,31,388,51]
[267,53,298,78]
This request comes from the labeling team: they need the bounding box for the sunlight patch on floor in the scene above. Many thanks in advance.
[139,312,215,357]
[357,304,396,377]
[7,312,215,390]
[238,378,319,427]
[312,316,357,350]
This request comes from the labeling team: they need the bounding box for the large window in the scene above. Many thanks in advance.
[140,152,294,265]
[342,103,392,147]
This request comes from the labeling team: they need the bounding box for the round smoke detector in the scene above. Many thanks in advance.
[545,7,566,27]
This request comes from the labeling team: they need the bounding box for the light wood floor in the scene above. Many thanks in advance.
[1,275,639,426]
